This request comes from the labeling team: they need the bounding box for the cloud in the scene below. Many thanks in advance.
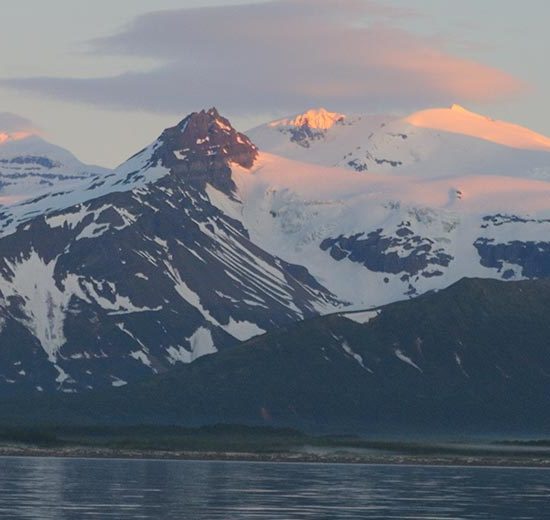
[0,0,524,117]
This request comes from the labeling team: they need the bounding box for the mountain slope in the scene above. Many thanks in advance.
[247,105,550,179]
[0,108,339,394]
[406,105,550,151]
[1,106,550,396]
[0,132,110,201]
[233,151,550,308]
[4,278,550,435]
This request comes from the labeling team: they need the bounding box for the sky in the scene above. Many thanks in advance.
[1,0,549,167]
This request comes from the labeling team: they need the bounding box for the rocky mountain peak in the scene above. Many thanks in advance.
[155,108,258,173]
[268,108,346,131]
[287,108,346,130]
[258,108,346,149]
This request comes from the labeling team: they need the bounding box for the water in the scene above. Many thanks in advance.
[0,457,548,519]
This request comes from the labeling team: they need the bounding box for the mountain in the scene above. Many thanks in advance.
[4,278,550,435]
[246,108,550,306]
[247,105,550,178]
[0,108,338,394]
[231,153,550,309]
[0,106,550,396]
[0,129,110,201]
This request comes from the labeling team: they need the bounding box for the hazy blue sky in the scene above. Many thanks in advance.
[1,0,549,167]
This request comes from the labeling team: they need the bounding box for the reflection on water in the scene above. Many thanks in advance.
[0,457,548,519]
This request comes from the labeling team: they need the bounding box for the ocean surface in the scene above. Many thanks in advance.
[0,457,548,519]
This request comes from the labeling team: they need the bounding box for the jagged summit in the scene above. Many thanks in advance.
[256,108,346,149]
[270,108,346,130]
[153,108,258,173]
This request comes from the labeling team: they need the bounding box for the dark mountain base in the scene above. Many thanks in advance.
[1,278,550,437]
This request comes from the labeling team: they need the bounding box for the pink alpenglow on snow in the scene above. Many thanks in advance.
[0,131,34,144]
[0,112,38,144]
[406,105,550,152]
[270,108,346,130]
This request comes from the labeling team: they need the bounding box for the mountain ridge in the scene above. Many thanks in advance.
[0,109,340,394]
[0,134,111,200]
[0,106,549,396]
[247,104,550,176]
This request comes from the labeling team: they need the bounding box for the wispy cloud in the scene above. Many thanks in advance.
[0,0,524,117]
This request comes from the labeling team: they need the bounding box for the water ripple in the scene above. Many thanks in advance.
[0,457,548,519]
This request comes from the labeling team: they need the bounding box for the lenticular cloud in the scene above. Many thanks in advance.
[0,0,524,116]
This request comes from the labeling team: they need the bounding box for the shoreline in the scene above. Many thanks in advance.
[1,445,549,468]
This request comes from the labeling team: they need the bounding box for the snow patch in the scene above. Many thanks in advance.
[224,319,266,342]
[341,341,373,373]
[205,183,243,222]
[0,251,69,360]
[186,326,217,360]
[394,349,423,373]
[343,309,380,324]
[111,377,127,387]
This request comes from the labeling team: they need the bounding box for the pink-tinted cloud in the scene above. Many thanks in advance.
[0,0,524,116]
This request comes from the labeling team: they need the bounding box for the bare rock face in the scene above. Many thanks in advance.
[151,108,258,195]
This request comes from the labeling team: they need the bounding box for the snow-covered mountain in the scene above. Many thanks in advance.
[216,149,549,309]
[248,105,550,179]
[0,128,110,203]
[0,105,550,394]
[0,109,337,394]
[240,106,550,307]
